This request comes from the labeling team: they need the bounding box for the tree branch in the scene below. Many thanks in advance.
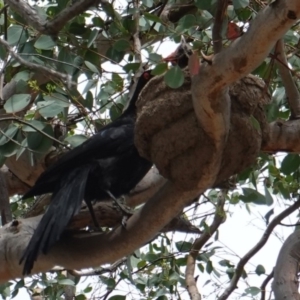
[212,0,228,53]
[0,38,72,85]
[260,269,274,300]
[190,0,300,190]
[219,197,300,300]
[272,230,300,299]
[275,39,300,119]
[0,181,200,281]
[185,190,226,300]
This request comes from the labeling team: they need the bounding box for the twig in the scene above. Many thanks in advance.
[260,269,274,300]
[212,0,229,53]
[147,0,168,34]
[68,257,127,277]
[45,0,106,35]
[185,190,226,300]
[219,197,300,300]
[0,38,72,86]
[133,0,142,63]
[0,117,70,149]
[125,0,144,105]
[5,0,45,32]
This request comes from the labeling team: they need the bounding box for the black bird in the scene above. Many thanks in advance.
[163,36,193,68]
[20,70,154,275]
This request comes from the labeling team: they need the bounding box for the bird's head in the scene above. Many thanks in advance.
[163,36,193,69]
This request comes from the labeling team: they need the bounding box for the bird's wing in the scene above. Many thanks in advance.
[23,119,135,198]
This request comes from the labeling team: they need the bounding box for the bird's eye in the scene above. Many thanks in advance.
[143,72,151,80]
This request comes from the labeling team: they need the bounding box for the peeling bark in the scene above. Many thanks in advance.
[273,230,300,300]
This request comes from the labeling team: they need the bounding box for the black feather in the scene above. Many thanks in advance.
[20,70,154,275]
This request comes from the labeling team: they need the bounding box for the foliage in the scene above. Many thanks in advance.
[0,0,300,299]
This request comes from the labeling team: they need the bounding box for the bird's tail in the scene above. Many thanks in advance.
[20,166,91,275]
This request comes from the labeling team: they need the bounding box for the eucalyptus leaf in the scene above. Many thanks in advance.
[34,35,56,50]
[164,66,184,89]
[4,94,31,113]
[0,125,19,146]
[64,135,88,148]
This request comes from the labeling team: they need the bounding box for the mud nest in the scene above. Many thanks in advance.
[135,70,271,190]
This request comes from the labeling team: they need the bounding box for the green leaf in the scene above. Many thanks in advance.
[144,12,161,23]
[7,25,28,46]
[84,91,94,110]
[0,125,19,146]
[123,63,141,73]
[92,17,105,28]
[175,241,192,252]
[152,63,168,75]
[15,138,28,160]
[34,35,56,50]
[264,208,274,225]
[178,14,197,30]
[22,120,46,132]
[82,80,97,95]
[142,0,153,8]
[13,70,30,82]
[206,260,213,274]
[64,135,88,148]
[112,73,123,91]
[255,264,265,276]
[14,279,24,290]
[113,39,131,52]
[75,294,87,300]
[106,47,125,64]
[149,53,163,63]
[27,124,54,154]
[250,115,260,131]
[233,0,249,9]
[69,22,87,35]
[240,188,267,205]
[244,286,260,296]
[110,104,123,121]
[87,29,99,48]
[0,141,19,157]
[164,66,184,89]
[4,94,31,113]
[83,285,92,293]
[108,296,126,300]
[264,185,274,206]
[195,0,214,11]
[84,61,100,74]
[281,154,300,175]
[58,279,75,286]
[37,95,70,118]
[58,47,76,74]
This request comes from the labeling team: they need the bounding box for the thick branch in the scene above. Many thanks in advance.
[190,0,300,188]
[261,120,300,153]
[0,181,200,281]
[212,0,228,53]
[272,230,300,300]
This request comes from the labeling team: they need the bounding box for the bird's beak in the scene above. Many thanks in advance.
[163,51,178,65]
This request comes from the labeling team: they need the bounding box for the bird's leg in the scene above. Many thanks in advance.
[85,200,102,231]
[106,191,133,227]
